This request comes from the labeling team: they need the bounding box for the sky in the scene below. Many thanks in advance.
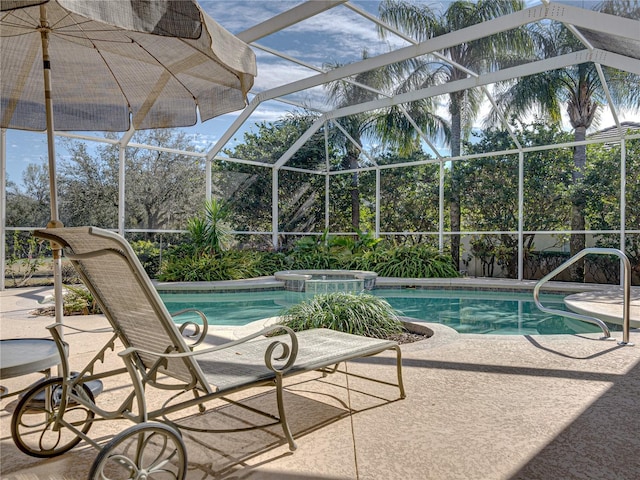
[3,0,635,188]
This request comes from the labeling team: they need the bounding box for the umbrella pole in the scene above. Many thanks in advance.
[40,5,64,341]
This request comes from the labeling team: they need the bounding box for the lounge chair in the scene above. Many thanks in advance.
[12,226,405,479]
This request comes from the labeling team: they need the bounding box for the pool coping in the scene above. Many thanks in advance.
[153,276,611,295]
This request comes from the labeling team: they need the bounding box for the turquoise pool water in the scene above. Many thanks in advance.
[159,288,603,336]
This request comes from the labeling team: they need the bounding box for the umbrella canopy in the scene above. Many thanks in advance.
[1,0,256,132]
[0,0,256,329]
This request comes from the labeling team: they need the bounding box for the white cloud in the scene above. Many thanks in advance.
[200,1,299,33]
[252,59,316,91]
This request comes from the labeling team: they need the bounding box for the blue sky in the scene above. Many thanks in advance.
[3,0,632,187]
[5,0,396,185]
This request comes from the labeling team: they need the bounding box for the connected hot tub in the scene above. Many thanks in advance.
[274,269,378,293]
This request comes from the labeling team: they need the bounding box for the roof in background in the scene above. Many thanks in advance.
[590,121,640,141]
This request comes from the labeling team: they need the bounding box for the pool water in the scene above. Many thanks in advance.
[159,288,604,336]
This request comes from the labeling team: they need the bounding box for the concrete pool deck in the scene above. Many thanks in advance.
[2,284,640,479]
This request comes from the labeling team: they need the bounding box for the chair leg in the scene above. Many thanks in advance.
[192,389,206,413]
[393,346,406,399]
[275,375,297,451]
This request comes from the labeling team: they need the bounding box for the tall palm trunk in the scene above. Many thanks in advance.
[567,77,596,282]
[349,153,360,231]
[449,98,462,272]
[569,126,587,281]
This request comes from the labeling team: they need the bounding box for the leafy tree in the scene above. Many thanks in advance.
[58,129,205,233]
[584,135,640,281]
[597,0,640,18]
[490,17,640,281]
[329,168,379,235]
[5,164,50,227]
[520,125,574,234]
[58,141,119,227]
[124,130,205,232]
[378,151,440,245]
[461,122,573,277]
[378,0,534,270]
[222,111,339,248]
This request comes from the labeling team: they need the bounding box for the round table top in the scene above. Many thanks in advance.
[0,338,61,379]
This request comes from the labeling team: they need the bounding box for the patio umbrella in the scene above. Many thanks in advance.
[0,0,256,328]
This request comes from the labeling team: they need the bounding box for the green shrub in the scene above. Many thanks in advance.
[286,250,341,270]
[371,244,458,278]
[159,233,458,282]
[158,254,225,282]
[131,240,161,277]
[158,250,287,282]
[279,292,404,339]
[284,235,457,278]
[222,250,265,279]
[63,285,102,315]
[285,229,382,271]
[163,241,197,260]
[61,263,81,284]
[252,251,287,275]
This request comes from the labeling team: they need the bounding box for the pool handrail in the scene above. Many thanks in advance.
[533,247,632,346]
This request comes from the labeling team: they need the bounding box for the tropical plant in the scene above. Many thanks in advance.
[186,198,233,255]
[252,251,288,276]
[325,50,447,232]
[279,292,404,339]
[489,16,640,281]
[285,229,378,269]
[378,0,534,271]
[325,52,385,232]
[159,253,236,282]
[364,244,459,278]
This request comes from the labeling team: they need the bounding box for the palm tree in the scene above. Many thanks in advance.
[490,18,640,281]
[378,0,533,270]
[325,51,446,231]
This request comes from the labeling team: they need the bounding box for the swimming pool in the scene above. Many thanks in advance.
[158,288,604,335]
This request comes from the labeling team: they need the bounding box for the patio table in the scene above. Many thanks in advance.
[0,338,61,398]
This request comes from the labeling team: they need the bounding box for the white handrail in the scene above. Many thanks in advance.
[533,248,632,345]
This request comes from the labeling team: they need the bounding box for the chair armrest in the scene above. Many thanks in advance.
[171,309,209,349]
[118,325,299,373]
[47,322,113,334]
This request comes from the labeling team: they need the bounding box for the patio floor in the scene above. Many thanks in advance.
[2,286,640,479]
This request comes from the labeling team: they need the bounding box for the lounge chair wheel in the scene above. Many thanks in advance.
[88,422,186,480]
[11,376,95,458]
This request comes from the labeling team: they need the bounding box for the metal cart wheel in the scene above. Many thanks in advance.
[88,422,186,480]
[11,376,95,457]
